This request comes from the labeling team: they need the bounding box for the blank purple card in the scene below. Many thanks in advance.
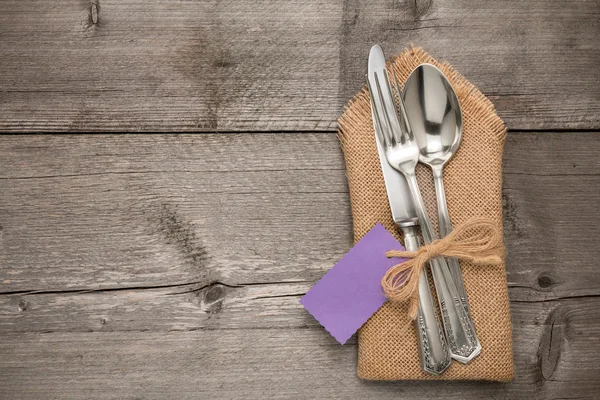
[300,223,407,344]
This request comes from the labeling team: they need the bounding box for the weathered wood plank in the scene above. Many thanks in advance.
[0,0,341,132]
[339,0,600,131]
[0,282,316,333]
[1,0,599,132]
[0,134,351,293]
[502,132,600,302]
[1,133,598,301]
[0,298,598,399]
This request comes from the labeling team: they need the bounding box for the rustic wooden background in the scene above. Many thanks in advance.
[1,0,599,399]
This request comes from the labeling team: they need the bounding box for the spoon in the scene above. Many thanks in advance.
[403,64,471,312]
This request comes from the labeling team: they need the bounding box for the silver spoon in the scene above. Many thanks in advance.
[403,64,471,313]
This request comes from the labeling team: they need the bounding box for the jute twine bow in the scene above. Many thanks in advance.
[382,217,505,320]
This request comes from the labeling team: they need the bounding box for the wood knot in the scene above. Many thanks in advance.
[18,300,29,312]
[90,2,99,25]
[537,275,554,288]
[413,0,433,17]
[537,273,561,290]
[538,306,566,381]
[199,283,226,313]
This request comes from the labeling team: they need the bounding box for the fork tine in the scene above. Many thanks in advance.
[382,70,404,145]
[390,68,414,142]
[374,73,394,146]
[366,75,385,145]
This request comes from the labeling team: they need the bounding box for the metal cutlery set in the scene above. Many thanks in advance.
[367,45,480,375]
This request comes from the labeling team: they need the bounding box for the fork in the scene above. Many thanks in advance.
[367,69,481,363]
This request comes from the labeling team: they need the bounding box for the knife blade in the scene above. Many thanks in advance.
[368,45,419,229]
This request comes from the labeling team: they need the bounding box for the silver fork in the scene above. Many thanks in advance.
[367,69,481,363]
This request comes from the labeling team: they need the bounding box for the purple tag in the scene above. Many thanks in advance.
[300,223,407,344]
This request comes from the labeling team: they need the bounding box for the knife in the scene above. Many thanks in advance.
[368,44,451,375]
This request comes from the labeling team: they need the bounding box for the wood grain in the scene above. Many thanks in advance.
[0,298,598,399]
[0,133,598,297]
[1,0,599,132]
[0,134,350,292]
[0,133,599,398]
[339,0,600,131]
[502,132,600,302]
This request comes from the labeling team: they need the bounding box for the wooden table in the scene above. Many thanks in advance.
[1,0,599,398]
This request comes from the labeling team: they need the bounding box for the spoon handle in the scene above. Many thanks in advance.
[432,167,452,238]
[404,172,481,363]
[400,226,451,375]
[432,167,471,312]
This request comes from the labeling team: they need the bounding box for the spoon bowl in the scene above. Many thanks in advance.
[403,64,463,168]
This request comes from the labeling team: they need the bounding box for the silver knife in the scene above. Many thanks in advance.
[368,45,451,375]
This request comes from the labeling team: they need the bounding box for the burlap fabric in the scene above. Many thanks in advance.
[338,47,513,381]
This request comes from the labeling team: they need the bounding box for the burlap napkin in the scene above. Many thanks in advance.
[338,47,513,381]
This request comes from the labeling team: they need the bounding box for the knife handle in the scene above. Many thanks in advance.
[401,226,451,375]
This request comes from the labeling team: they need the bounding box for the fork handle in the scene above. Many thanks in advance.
[401,226,451,375]
[432,167,471,312]
[404,172,481,363]
[403,172,437,243]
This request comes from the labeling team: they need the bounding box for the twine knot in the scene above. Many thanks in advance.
[381,217,504,320]
[422,245,442,260]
